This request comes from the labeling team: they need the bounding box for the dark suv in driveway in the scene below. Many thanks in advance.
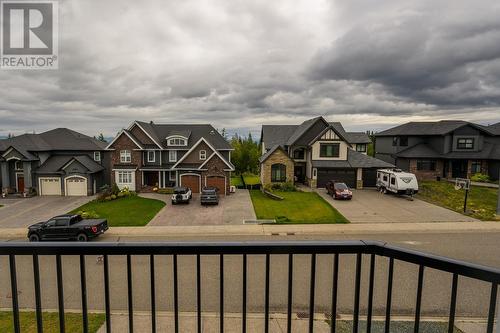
[326,181,353,200]
[200,186,219,205]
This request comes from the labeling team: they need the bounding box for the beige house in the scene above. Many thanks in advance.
[259,116,394,189]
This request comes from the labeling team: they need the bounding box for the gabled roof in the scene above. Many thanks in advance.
[1,145,38,161]
[172,137,234,170]
[261,118,369,147]
[312,149,395,169]
[127,121,231,150]
[105,130,143,149]
[487,122,500,135]
[286,116,328,146]
[396,143,442,159]
[0,128,106,153]
[258,145,293,163]
[375,120,495,137]
[36,155,104,174]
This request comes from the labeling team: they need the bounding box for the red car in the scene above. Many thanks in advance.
[326,181,353,200]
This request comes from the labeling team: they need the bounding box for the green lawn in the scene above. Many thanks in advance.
[0,311,105,333]
[250,190,349,224]
[71,195,166,226]
[243,174,261,186]
[230,176,244,187]
[417,181,499,221]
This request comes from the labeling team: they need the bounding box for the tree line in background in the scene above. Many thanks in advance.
[228,132,260,175]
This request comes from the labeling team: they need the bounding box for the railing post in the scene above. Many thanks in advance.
[150,255,156,333]
[32,254,43,333]
[384,258,394,333]
[353,254,362,333]
[287,254,294,333]
[309,253,317,333]
[56,255,65,333]
[448,274,458,333]
[486,282,498,333]
[330,254,339,333]
[127,254,134,333]
[366,254,376,333]
[264,253,270,333]
[103,255,111,333]
[80,255,89,333]
[9,255,20,333]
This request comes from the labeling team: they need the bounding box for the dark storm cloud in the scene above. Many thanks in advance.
[0,0,499,137]
[309,1,500,108]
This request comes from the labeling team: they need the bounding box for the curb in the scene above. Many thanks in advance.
[2,222,500,238]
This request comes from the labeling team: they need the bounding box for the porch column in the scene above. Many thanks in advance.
[23,162,32,189]
[356,168,363,189]
[1,161,9,190]
[159,171,162,188]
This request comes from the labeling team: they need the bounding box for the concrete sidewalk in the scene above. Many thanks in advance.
[1,221,500,239]
[96,312,493,333]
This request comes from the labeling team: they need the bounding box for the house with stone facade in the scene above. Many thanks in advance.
[0,129,108,196]
[375,120,500,181]
[105,121,234,195]
[259,117,393,189]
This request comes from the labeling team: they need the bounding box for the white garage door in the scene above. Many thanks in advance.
[39,178,62,196]
[66,177,87,196]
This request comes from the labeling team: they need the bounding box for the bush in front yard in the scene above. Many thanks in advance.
[470,173,490,182]
[264,182,297,192]
[76,210,100,219]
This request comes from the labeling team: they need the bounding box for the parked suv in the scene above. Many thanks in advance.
[171,187,192,204]
[326,181,353,200]
[200,186,219,205]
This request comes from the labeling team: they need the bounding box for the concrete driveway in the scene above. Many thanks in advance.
[142,189,256,226]
[316,188,478,223]
[0,196,94,228]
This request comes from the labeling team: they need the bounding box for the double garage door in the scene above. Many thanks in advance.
[39,177,87,196]
[317,169,356,188]
[180,174,227,194]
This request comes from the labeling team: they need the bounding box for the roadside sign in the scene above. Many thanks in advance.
[454,178,471,213]
[455,178,470,190]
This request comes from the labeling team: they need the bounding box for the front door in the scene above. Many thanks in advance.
[294,165,305,183]
[451,160,468,178]
[17,176,24,193]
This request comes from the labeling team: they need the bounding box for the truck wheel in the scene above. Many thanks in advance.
[77,233,89,242]
[29,233,40,242]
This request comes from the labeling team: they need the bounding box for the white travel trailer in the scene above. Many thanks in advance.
[376,169,419,195]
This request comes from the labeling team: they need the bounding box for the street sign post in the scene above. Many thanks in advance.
[455,178,471,213]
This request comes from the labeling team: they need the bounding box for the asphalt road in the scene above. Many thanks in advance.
[0,231,499,319]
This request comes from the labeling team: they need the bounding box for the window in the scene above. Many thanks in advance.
[46,219,56,227]
[169,172,176,181]
[392,137,398,146]
[383,175,388,182]
[14,161,23,170]
[471,161,482,174]
[147,150,155,162]
[319,143,340,158]
[169,150,177,162]
[390,177,396,185]
[356,144,367,152]
[168,138,187,146]
[293,148,305,159]
[120,150,131,163]
[417,160,436,171]
[118,171,133,184]
[199,150,207,160]
[399,136,408,147]
[457,138,474,149]
[313,168,317,177]
[55,219,67,227]
[271,164,286,182]
[94,151,101,162]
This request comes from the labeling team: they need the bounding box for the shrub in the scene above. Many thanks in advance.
[117,192,124,198]
[110,194,117,200]
[471,173,490,182]
[77,210,100,219]
[267,182,297,192]
[111,183,120,195]
[104,196,112,201]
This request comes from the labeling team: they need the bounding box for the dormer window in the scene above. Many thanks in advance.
[457,138,474,149]
[199,150,207,160]
[167,137,187,146]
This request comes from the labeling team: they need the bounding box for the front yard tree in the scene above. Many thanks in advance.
[231,133,260,174]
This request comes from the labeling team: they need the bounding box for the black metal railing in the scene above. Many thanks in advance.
[1,240,499,333]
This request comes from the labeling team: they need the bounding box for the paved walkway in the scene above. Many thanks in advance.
[0,195,93,227]
[315,188,478,223]
[141,189,256,226]
[95,313,491,333]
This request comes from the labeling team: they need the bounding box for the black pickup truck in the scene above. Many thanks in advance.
[27,214,108,242]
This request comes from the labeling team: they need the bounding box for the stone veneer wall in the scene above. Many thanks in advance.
[261,149,294,185]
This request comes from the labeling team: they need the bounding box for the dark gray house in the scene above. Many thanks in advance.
[260,116,393,189]
[0,129,108,196]
[375,120,500,181]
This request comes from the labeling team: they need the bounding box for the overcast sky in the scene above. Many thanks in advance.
[1,0,500,138]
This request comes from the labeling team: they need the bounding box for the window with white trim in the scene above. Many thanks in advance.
[94,151,101,162]
[169,150,177,162]
[168,137,187,146]
[169,172,176,181]
[117,171,133,184]
[147,150,155,162]
[199,150,207,160]
[120,150,131,163]
[14,161,23,170]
